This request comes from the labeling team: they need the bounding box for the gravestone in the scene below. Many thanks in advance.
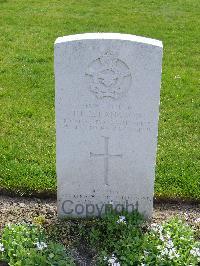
[55,33,163,218]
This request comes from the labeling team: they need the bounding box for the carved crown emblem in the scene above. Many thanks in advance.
[86,51,132,99]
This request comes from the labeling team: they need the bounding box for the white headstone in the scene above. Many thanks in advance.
[55,33,163,218]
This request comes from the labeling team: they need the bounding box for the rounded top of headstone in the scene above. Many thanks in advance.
[55,33,163,48]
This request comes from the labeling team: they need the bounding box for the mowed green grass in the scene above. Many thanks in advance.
[0,0,199,199]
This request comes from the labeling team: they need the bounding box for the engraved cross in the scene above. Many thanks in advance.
[90,136,122,185]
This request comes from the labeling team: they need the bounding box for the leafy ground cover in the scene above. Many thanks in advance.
[0,223,74,265]
[0,195,200,264]
[0,0,199,199]
[79,212,200,265]
[0,212,199,265]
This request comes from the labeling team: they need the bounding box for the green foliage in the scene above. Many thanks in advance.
[0,223,74,266]
[139,219,200,266]
[0,0,199,199]
[89,211,144,253]
[88,212,200,265]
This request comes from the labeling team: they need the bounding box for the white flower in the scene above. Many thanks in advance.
[157,245,162,250]
[168,248,179,259]
[35,241,47,250]
[168,252,174,259]
[151,223,163,233]
[174,75,181,79]
[174,253,180,258]
[144,250,149,256]
[116,216,126,224]
[190,247,200,257]
[161,248,169,256]
[195,218,200,223]
[0,243,4,252]
[113,263,120,266]
[107,254,120,266]
[159,234,165,242]
[166,239,174,248]
[151,223,157,227]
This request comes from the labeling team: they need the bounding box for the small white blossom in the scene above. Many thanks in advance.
[151,223,157,227]
[168,248,179,259]
[159,234,165,242]
[144,250,149,256]
[190,247,200,257]
[35,241,47,250]
[161,248,169,256]
[151,223,163,233]
[116,216,126,224]
[166,239,174,248]
[174,253,180,258]
[174,75,181,79]
[195,218,200,223]
[107,254,120,266]
[113,263,120,266]
[0,243,4,252]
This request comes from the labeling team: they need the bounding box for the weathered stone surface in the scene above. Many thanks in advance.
[55,33,163,217]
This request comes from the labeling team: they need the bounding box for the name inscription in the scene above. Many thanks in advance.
[63,104,153,132]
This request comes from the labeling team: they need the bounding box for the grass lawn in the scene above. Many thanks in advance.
[0,0,199,199]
